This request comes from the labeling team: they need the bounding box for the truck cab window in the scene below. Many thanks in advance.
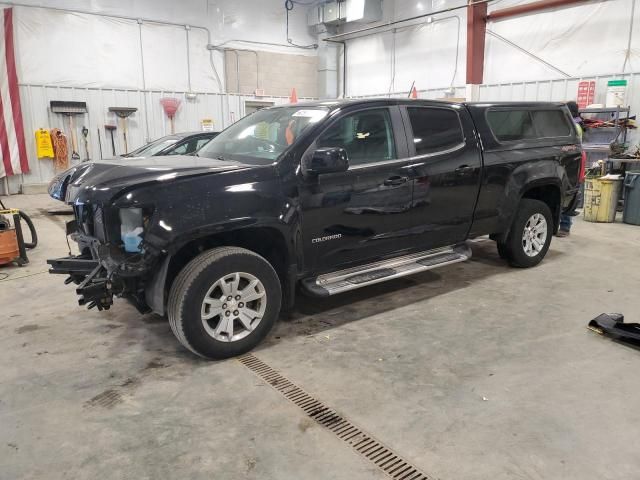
[317,109,396,166]
[407,107,464,155]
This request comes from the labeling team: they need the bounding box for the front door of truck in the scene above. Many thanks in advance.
[298,106,414,273]
[400,104,482,249]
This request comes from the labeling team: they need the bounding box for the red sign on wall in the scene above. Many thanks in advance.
[577,81,596,109]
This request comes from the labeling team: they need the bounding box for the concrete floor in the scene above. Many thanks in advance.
[1,193,640,480]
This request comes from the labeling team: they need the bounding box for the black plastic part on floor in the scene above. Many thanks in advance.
[588,313,640,343]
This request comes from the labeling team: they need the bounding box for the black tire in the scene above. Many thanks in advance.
[167,247,281,359]
[19,211,37,249]
[497,242,509,260]
[500,199,553,268]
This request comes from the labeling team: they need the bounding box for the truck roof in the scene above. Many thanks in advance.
[282,98,568,110]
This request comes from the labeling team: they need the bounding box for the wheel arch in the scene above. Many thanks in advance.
[146,225,295,316]
[493,178,562,243]
[520,183,562,232]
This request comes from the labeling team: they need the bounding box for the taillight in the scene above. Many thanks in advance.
[579,150,586,183]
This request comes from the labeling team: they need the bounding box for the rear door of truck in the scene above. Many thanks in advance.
[399,102,483,249]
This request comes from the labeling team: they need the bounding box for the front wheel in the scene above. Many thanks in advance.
[168,247,282,359]
[497,199,553,268]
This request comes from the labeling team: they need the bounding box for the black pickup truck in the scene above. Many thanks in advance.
[48,99,583,359]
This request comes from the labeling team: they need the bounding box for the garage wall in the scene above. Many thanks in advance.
[6,0,317,92]
[339,0,640,97]
[0,0,320,194]
[1,85,313,194]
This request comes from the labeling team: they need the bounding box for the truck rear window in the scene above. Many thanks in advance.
[487,109,571,142]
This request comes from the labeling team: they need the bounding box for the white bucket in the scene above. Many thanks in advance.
[606,79,627,108]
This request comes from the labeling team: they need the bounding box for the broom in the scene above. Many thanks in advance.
[160,98,181,134]
[50,101,87,161]
[108,107,137,153]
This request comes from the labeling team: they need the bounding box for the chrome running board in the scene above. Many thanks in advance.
[301,243,472,297]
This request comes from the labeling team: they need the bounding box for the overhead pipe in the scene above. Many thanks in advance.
[323,0,493,42]
[487,0,591,20]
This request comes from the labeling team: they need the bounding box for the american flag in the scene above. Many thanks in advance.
[0,8,28,178]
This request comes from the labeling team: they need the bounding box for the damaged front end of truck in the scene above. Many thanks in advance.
[45,156,248,313]
[47,210,161,312]
[47,175,164,312]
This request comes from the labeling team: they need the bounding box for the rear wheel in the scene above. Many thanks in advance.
[498,199,553,268]
[168,247,281,359]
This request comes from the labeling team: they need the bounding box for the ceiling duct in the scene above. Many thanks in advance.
[307,0,382,28]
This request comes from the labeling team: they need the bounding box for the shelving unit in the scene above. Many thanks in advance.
[580,106,631,155]
[576,106,634,211]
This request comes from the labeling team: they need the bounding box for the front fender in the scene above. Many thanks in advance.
[143,217,299,316]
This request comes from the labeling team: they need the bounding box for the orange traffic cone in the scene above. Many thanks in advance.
[410,86,418,99]
[289,88,298,104]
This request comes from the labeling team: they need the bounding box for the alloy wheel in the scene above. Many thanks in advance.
[200,272,267,342]
[522,213,547,257]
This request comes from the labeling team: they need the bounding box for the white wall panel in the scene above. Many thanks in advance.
[343,12,465,97]
[484,0,640,83]
[5,0,316,52]
[140,24,190,91]
[393,17,463,93]
[345,33,393,97]
[15,8,143,89]
[189,27,220,92]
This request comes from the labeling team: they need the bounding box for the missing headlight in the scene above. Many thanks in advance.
[119,208,144,253]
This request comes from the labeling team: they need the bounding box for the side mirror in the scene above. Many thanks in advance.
[302,147,349,176]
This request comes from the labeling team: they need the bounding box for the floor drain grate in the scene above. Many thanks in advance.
[238,354,431,480]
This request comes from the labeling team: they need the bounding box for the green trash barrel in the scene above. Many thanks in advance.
[623,172,640,225]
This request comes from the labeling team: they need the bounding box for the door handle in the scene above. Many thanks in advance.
[383,175,408,186]
[455,165,475,175]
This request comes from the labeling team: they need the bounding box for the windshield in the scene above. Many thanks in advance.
[125,137,178,157]
[198,107,329,165]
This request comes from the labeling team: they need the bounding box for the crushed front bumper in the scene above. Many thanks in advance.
[47,256,113,310]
